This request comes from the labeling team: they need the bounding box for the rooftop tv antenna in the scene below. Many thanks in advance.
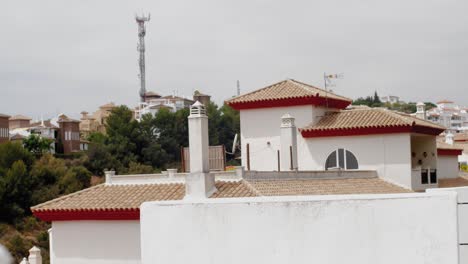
[226,134,239,155]
[323,72,344,108]
[236,80,241,96]
[324,72,344,92]
[136,13,150,102]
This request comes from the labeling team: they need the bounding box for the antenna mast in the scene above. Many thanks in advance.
[236,80,240,96]
[136,14,150,102]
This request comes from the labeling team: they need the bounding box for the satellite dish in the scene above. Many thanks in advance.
[226,133,239,155]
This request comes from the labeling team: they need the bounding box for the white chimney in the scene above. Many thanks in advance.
[416,102,426,120]
[104,170,115,185]
[185,101,216,199]
[28,246,42,264]
[280,113,298,171]
[445,132,454,145]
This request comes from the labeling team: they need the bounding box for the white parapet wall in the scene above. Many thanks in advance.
[141,192,459,264]
[50,220,141,264]
[427,186,468,263]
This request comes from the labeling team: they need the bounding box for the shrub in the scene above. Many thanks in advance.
[6,235,31,261]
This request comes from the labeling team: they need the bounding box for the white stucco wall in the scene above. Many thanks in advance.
[438,155,460,179]
[459,151,468,165]
[239,107,414,188]
[141,193,459,264]
[50,221,141,264]
[300,133,412,188]
[240,105,329,171]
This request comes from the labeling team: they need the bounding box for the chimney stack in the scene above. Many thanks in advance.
[28,246,42,264]
[416,102,426,120]
[445,132,454,145]
[280,114,298,171]
[184,101,216,199]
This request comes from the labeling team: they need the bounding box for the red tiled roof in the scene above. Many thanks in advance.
[226,79,352,110]
[9,115,31,121]
[300,108,445,138]
[31,176,411,221]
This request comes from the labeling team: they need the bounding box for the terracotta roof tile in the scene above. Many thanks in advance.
[31,176,411,213]
[246,178,411,196]
[437,141,464,151]
[32,180,257,212]
[301,108,445,132]
[226,79,351,105]
[454,133,468,142]
[9,115,31,120]
[438,175,468,188]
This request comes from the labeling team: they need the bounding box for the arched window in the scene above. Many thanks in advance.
[325,149,358,170]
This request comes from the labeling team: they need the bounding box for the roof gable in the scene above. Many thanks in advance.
[226,79,352,110]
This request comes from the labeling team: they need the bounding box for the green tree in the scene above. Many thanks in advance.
[0,142,34,175]
[219,104,240,160]
[124,161,155,174]
[58,166,91,194]
[206,102,221,145]
[105,106,139,167]
[0,160,32,222]
[23,134,53,156]
[87,132,108,145]
[84,143,121,175]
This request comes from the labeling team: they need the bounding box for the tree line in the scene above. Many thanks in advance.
[86,102,240,175]
[352,91,436,113]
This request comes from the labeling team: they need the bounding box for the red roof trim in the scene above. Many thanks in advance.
[32,209,140,222]
[227,96,351,110]
[300,125,444,138]
[437,149,463,156]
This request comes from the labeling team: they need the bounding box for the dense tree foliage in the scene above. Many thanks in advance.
[23,135,53,156]
[0,142,92,223]
[85,102,240,174]
[352,92,436,114]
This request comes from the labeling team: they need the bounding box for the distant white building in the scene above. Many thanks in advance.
[135,92,194,120]
[424,100,468,132]
[9,119,58,153]
[380,95,400,104]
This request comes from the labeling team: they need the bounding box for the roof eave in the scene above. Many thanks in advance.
[300,125,444,138]
[32,208,140,222]
[226,96,351,110]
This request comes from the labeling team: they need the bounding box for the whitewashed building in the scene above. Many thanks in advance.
[225,79,450,191]
[31,90,468,264]
[425,100,468,132]
[135,93,194,121]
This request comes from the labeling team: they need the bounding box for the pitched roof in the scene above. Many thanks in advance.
[454,133,468,142]
[437,141,464,151]
[31,176,410,221]
[9,115,31,121]
[57,114,80,123]
[161,95,194,102]
[438,175,468,188]
[100,102,116,109]
[144,91,162,97]
[300,108,446,137]
[0,113,10,118]
[247,178,411,196]
[29,120,58,129]
[226,79,352,110]
[10,133,26,140]
[437,141,464,156]
[31,181,257,221]
[437,99,454,104]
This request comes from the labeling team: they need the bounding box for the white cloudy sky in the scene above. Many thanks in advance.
[0,0,467,119]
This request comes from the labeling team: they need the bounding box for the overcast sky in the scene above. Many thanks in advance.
[1,0,467,119]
